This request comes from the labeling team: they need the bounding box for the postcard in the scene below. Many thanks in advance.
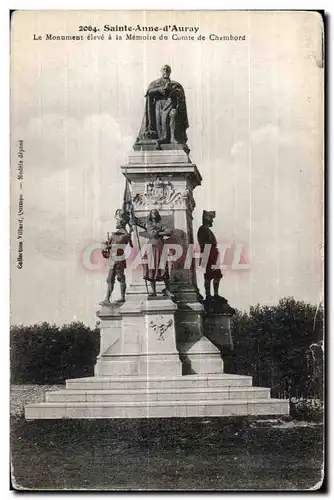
[10,10,324,491]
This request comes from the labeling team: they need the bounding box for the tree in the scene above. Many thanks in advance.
[230,298,324,399]
[10,321,100,384]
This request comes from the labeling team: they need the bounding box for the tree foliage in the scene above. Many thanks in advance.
[230,297,324,399]
[10,321,100,384]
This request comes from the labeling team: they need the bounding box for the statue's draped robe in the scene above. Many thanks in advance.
[136,77,189,145]
[143,221,169,282]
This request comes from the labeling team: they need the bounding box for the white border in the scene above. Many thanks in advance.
[3,2,330,498]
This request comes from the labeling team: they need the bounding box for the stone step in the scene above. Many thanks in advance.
[46,386,270,403]
[65,374,253,391]
[25,398,289,420]
[127,149,191,165]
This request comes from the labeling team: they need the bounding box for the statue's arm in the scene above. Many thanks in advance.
[197,226,208,248]
[146,87,167,97]
[127,232,134,248]
[145,80,170,97]
[129,214,146,230]
[159,227,173,237]
[101,235,113,259]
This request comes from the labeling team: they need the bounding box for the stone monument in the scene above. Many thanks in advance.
[25,66,289,419]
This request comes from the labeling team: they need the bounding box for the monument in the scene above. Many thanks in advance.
[25,66,289,419]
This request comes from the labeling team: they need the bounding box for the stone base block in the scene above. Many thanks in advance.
[185,353,223,375]
[95,352,182,377]
[45,386,271,403]
[94,356,139,376]
[25,398,289,420]
[137,353,182,377]
[179,337,223,374]
[127,149,190,165]
[66,374,254,390]
[94,353,182,377]
[204,314,234,350]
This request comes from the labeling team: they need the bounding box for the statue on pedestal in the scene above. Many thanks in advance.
[132,209,172,298]
[197,210,224,301]
[100,209,133,305]
[135,65,189,148]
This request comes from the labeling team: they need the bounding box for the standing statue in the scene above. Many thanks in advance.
[135,65,189,147]
[197,210,223,300]
[100,209,133,305]
[132,209,172,297]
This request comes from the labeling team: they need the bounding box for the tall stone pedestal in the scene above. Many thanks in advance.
[202,298,236,350]
[25,146,289,420]
[96,297,181,377]
[122,147,204,345]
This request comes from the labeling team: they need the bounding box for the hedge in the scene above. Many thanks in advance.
[10,322,100,384]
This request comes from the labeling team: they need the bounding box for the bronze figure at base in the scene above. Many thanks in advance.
[197,210,224,301]
[100,209,133,305]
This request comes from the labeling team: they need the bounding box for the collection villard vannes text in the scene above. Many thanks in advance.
[33,24,246,42]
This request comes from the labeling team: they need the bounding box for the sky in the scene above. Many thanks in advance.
[10,10,323,327]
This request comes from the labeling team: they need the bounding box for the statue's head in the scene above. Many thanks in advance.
[148,209,161,222]
[115,208,128,229]
[202,210,216,227]
[161,65,171,79]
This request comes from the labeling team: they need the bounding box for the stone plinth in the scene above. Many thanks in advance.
[94,303,123,376]
[179,337,223,375]
[204,314,234,351]
[96,303,122,355]
[93,295,182,378]
[139,298,181,376]
[203,299,236,352]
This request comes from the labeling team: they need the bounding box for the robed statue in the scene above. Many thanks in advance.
[135,65,189,147]
[131,209,172,298]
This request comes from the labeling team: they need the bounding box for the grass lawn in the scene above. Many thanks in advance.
[10,385,324,491]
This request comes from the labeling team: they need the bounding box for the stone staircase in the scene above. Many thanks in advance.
[25,374,289,419]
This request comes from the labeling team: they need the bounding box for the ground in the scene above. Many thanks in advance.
[10,385,63,417]
[10,385,324,491]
